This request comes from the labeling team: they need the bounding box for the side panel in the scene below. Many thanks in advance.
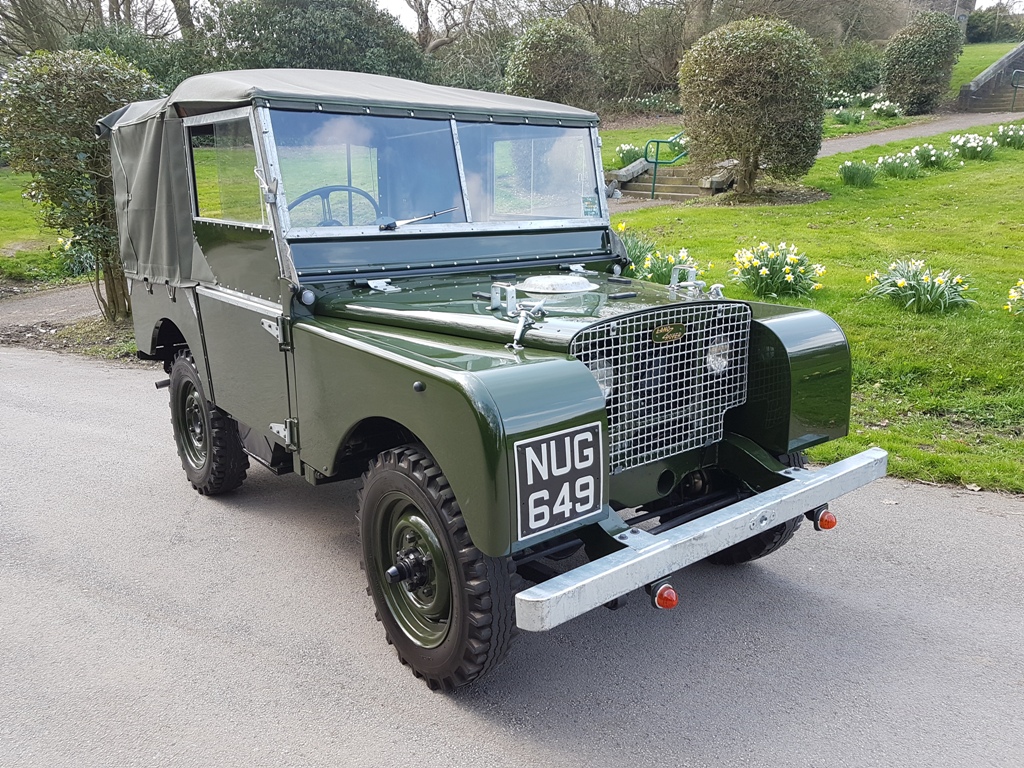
[129,280,211,389]
[291,321,607,557]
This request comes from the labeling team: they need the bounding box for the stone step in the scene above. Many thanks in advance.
[622,181,703,195]
[619,189,700,202]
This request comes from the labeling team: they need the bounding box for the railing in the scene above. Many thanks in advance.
[643,131,688,200]
[1013,69,1023,112]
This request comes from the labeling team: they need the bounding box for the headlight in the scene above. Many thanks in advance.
[585,358,615,400]
[706,336,730,375]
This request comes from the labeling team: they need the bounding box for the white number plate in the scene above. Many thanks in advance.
[514,423,603,541]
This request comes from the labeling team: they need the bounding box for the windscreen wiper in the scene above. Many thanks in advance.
[378,206,459,231]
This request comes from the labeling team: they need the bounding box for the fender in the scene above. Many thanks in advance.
[290,318,606,557]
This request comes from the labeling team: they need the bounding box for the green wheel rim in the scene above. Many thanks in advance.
[176,382,208,471]
[376,492,452,649]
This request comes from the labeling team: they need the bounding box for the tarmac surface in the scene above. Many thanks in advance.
[2,346,1024,767]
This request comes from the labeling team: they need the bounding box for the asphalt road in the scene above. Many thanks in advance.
[2,347,1023,768]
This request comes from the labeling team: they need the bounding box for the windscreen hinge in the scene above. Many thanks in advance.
[368,279,400,293]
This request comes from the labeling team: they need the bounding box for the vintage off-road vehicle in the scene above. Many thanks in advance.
[99,69,887,690]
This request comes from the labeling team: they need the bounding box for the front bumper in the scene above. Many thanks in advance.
[514,447,888,631]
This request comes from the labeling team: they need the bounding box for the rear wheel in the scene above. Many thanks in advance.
[168,351,248,495]
[707,515,803,565]
[358,445,516,690]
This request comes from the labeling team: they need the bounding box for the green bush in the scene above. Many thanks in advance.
[0,50,160,320]
[678,17,826,194]
[823,40,883,93]
[71,25,207,90]
[504,19,600,110]
[210,0,429,81]
[882,12,963,115]
[966,7,1024,43]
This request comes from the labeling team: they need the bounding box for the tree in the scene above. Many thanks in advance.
[882,11,963,115]
[678,17,826,194]
[404,0,476,54]
[504,18,600,109]
[205,0,429,81]
[71,24,210,90]
[0,50,161,321]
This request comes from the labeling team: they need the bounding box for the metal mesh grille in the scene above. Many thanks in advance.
[570,302,751,473]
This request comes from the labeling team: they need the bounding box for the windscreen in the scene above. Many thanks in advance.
[270,111,466,229]
[456,122,602,222]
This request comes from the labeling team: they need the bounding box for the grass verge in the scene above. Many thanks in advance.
[614,119,1024,492]
[948,42,1020,98]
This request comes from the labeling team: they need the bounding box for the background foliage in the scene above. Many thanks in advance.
[0,50,160,320]
[504,18,600,109]
[882,11,964,115]
[678,17,826,193]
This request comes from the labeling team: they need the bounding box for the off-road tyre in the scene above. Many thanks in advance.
[706,515,803,565]
[357,445,518,691]
[168,351,248,495]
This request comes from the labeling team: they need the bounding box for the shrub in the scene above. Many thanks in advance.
[678,18,826,194]
[731,241,825,298]
[0,50,160,321]
[838,160,878,187]
[966,7,1024,43]
[823,40,883,93]
[616,144,645,166]
[881,12,963,115]
[210,0,430,81]
[504,19,600,110]
[629,247,707,285]
[910,143,956,170]
[614,223,656,269]
[950,133,998,160]
[870,100,903,117]
[1006,279,1024,315]
[826,91,854,109]
[833,108,865,125]
[615,92,683,114]
[876,152,921,179]
[995,124,1024,150]
[71,24,208,91]
[865,259,975,313]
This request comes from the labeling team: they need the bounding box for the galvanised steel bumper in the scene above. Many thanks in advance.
[515,447,888,632]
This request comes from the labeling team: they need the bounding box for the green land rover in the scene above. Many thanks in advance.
[99,69,888,690]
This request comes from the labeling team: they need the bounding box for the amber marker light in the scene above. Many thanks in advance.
[654,584,679,610]
[815,509,837,531]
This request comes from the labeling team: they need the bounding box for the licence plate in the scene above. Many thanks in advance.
[515,423,603,541]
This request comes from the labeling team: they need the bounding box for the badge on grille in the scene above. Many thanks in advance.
[652,323,687,343]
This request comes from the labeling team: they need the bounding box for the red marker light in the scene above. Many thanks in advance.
[654,584,679,610]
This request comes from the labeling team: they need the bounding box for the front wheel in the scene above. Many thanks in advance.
[168,351,248,495]
[358,446,517,690]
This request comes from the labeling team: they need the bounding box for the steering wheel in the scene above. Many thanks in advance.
[287,184,381,227]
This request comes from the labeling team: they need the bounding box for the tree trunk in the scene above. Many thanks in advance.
[736,154,759,194]
[170,0,195,34]
[95,254,132,322]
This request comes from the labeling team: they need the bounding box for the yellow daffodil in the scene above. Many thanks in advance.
[759,267,768,276]
[785,274,794,282]
[896,278,907,288]
[616,222,626,232]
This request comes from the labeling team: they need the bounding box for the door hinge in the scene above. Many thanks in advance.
[270,417,299,451]
[260,315,293,351]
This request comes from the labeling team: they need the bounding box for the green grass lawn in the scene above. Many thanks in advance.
[949,42,1020,98]
[0,167,61,280]
[614,119,1024,492]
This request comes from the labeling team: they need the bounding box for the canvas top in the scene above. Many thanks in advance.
[98,69,599,129]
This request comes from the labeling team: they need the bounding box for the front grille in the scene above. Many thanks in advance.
[570,302,751,473]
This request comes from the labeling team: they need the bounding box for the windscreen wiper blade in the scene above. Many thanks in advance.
[379,206,459,231]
